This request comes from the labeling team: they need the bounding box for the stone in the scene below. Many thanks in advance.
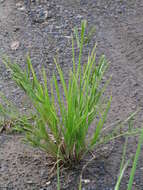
[10,41,20,50]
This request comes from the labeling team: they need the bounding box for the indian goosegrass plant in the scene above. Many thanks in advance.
[2,20,111,164]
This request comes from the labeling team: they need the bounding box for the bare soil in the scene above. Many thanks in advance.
[0,0,143,189]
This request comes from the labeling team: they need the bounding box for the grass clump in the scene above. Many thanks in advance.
[2,21,111,165]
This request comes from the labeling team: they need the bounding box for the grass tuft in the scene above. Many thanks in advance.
[2,21,111,164]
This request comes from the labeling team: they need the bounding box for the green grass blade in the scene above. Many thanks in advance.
[72,35,76,74]
[115,160,130,190]
[127,128,143,190]
[120,137,128,174]
[77,20,87,79]
[54,58,68,101]
[90,96,112,147]
[78,176,82,190]
[74,27,80,48]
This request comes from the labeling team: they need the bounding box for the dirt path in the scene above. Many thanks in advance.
[0,0,143,189]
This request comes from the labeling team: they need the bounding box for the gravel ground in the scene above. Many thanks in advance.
[0,0,143,189]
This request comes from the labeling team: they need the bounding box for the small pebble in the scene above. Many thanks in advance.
[10,41,20,50]
[46,181,51,185]
[81,179,90,184]
[26,180,33,184]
